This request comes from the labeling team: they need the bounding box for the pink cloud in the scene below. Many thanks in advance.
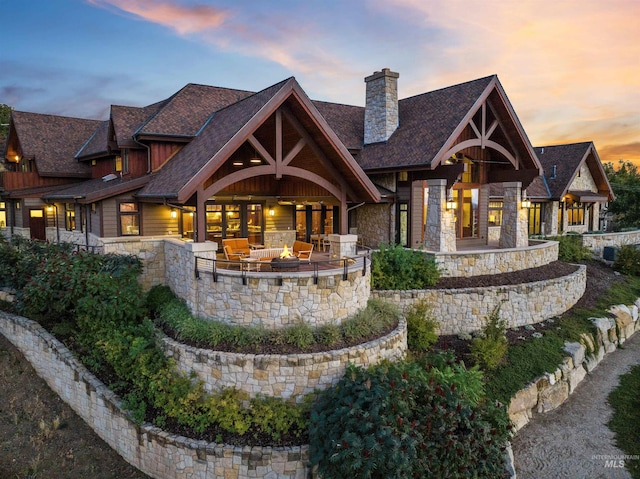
[87,0,228,35]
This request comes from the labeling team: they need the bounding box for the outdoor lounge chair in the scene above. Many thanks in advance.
[293,240,314,262]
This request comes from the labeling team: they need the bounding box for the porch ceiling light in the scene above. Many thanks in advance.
[232,161,244,167]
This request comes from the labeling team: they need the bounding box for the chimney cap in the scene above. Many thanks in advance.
[365,68,399,83]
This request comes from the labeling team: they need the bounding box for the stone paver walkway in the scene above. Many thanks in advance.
[511,331,640,479]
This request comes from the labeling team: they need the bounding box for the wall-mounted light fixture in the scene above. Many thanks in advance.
[521,191,531,209]
[446,191,456,210]
[268,208,275,217]
[170,209,178,219]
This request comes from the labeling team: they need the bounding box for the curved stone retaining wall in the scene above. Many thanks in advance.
[431,240,558,278]
[581,230,640,257]
[508,299,640,431]
[0,312,310,479]
[161,319,407,400]
[372,265,586,334]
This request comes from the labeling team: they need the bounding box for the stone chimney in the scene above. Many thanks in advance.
[364,68,399,144]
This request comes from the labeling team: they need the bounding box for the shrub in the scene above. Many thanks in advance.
[405,300,438,352]
[547,234,592,262]
[613,245,640,276]
[607,365,640,479]
[310,359,512,478]
[470,305,508,371]
[371,243,440,290]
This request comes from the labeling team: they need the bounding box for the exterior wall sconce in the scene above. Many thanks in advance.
[521,192,531,209]
[446,191,456,211]
[268,208,275,216]
[170,209,178,219]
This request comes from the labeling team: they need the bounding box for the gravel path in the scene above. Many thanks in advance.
[511,331,640,479]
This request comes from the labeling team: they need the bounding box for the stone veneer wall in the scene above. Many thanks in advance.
[372,264,586,335]
[508,300,640,431]
[432,240,558,278]
[95,236,170,291]
[581,230,640,257]
[354,203,392,249]
[0,311,310,479]
[161,320,407,400]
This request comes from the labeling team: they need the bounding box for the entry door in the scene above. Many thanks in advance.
[454,188,479,239]
[29,209,46,240]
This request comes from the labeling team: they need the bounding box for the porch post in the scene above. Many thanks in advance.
[499,182,528,248]
[424,179,456,252]
[195,188,207,243]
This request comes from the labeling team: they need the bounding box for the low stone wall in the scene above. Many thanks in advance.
[97,236,170,291]
[372,264,586,334]
[431,240,558,278]
[508,299,640,431]
[161,319,407,400]
[0,311,310,479]
[582,230,640,257]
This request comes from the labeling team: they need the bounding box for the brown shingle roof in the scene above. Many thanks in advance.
[135,84,254,138]
[75,120,110,160]
[312,100,364,150]
[42,175,150,203]
[534,142,593,199]
[356,75,496,171]
[111,102,166,148]
[10,111,102,177]
[138,79,291,199]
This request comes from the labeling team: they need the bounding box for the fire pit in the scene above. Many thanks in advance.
[271,244,300,271]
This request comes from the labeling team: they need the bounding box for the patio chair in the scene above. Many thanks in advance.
[223,245,244,261]
[293,240,314,262]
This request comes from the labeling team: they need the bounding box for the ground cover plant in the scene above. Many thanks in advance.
[149,285,400,353]
[481,264,640,405]
[607,364,640,479]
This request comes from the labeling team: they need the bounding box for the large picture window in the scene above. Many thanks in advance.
[567,202,585,226]
[119,202,140,235]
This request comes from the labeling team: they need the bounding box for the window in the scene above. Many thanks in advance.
[528,203,543,235]
[114,150,129,174]
[119,202,140,235]
[488,201,503,226]
[0,201,6,228]
[65,203,76,231]
[567,202,585,226]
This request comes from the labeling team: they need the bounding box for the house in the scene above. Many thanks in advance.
[0,69,612,254]
[525,142,614,235]
[1,112,101,239]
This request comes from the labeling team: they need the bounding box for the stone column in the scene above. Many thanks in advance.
[423,179,456,252]
[328,234,358,259]
[499,182,529,248]
[542,201,559,237]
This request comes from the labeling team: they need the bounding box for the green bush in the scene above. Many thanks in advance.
[310,359,512,478]
[371,243,440,290]
[547,234,592,262]
[613,245,640,276]
[406,300,438,352]
[470,305,508,371]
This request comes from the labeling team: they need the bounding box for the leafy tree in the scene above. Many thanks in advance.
[604,160,640,229]
[0,103,11,137]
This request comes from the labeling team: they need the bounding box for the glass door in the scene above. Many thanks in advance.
[246,204,263,245]
[454,188,479,239]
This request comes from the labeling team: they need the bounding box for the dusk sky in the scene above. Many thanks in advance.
[2,0,639,166]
